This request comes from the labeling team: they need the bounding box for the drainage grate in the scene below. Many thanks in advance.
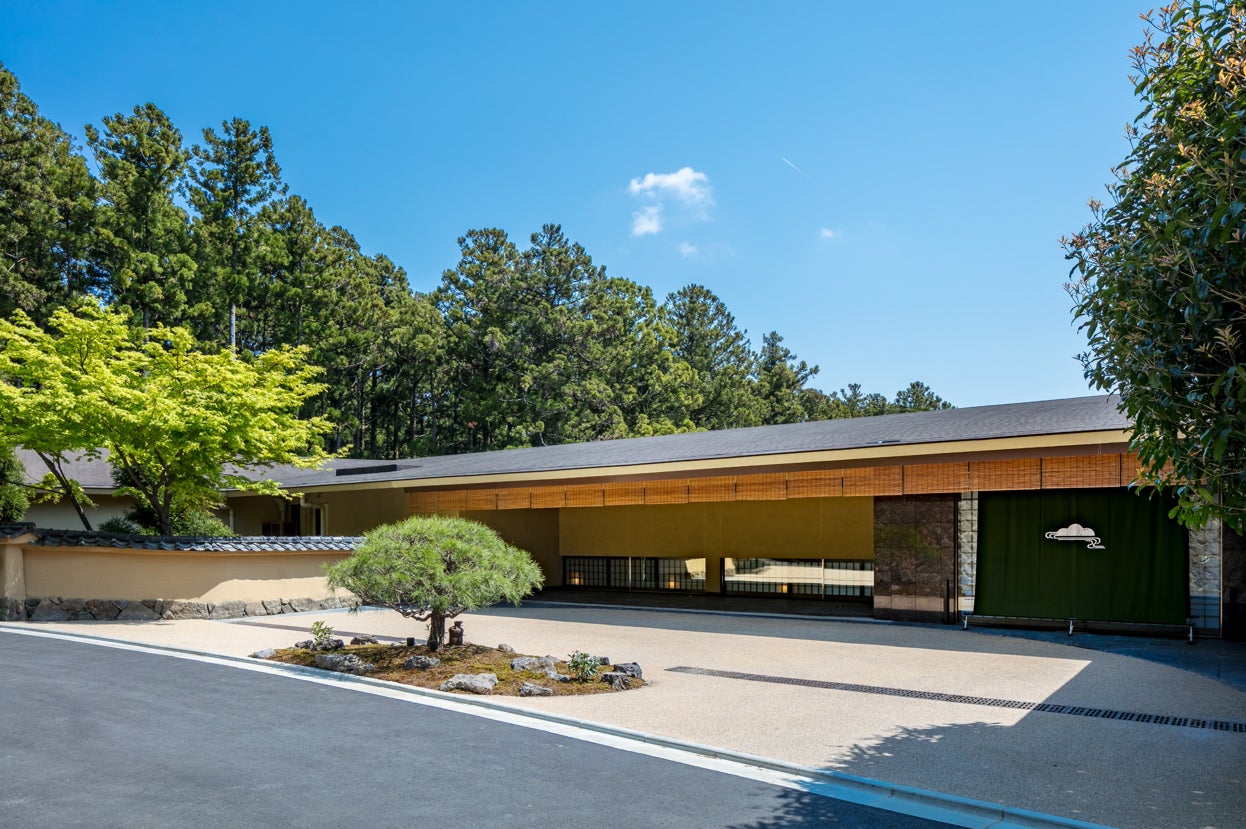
[666,667,1246,734]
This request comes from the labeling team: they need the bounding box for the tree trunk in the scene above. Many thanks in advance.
[427,612,446,651]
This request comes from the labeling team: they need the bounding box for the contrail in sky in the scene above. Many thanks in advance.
[781,156,813,180]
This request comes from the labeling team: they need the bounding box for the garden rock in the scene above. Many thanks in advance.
[288,598,317,613]
[510,656,557,673]
[294,638,345,651]
[313,653,375,675]
[439,673,498,694]
[497,643,515,653]
[595,655,611,665]
[519,682,553,697]
[403,655,440,669]
[613,662,643,679]
[350,635,380,645]
[251,648,277,659]
[84,600,121,621]
[600,672,632,691]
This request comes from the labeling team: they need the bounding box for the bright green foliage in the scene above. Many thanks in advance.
[325,515,543,650]
[310,620,334,646]
[86,103,195,330]
[0,305,333,533]
[1065,0,1246,531]
[0,446,28,522]
[890,381,952,414]
[567,650,600,681]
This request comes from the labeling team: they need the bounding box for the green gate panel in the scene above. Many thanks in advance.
[976,489,1187,624]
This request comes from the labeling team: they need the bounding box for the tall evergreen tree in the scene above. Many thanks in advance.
[755,331,819,424]
[86,103,195,329]
[0,63,98,322]
[186,118,286,349]
[664,284,760,430]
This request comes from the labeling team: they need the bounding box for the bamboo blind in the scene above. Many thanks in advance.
[529,485,567,509]
[436,490,467,511]
[736,473,786,500]
[407,453,1130,514]
[644,480,689,504]
[564,484,605,508]
[903,463,969,495]
[968,458,1042,491]
[687,476,737,503]
[602,482,646,506]
[496,488,532,510]
[1042,454,1122,489]
[462,489,498,511]
[409,492,440,513]
[787,470,842,499]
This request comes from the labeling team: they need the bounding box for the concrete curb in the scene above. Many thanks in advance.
[1,623,1111,829]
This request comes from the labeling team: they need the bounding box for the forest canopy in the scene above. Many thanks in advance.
[0,62,951,461]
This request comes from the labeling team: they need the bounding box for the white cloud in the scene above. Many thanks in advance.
[678,241,698,257]
[628,167,713,207]
[632,205,663,237]
[819,227,839,239]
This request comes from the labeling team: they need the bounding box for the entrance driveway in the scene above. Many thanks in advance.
[7,604,1246,829]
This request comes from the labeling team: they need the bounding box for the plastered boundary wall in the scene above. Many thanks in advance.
[1,536,354,621]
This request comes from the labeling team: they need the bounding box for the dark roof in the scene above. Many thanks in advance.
[272,394,1128,489]
[0,522,36,539]
[22,529,361,552]
[16,449,117,490]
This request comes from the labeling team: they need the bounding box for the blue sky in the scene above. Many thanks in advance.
[2,1,1148,407]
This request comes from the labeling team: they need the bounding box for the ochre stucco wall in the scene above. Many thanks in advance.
[23,548,351,603]
[558,497,873,558]
[230,489,411,537]
[462,509,562,587]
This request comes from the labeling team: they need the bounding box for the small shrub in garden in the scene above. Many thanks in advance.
[568,650,600,681]
[311,620,334,646]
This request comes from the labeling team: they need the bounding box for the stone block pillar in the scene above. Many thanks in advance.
[957,492,978,615]
[1189,518,1222,633]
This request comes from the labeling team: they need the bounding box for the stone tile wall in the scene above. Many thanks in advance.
[1224,527,1246,641]
[873,494,958,623]
[16,595,359,622]
[1189,518,1223,632]
[957,492,978,614]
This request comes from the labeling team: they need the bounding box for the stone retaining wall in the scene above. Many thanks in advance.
[18,594,360,622]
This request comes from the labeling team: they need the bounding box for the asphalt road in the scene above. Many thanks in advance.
[0,633,951,828]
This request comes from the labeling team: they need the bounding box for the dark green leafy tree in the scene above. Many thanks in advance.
[756,330,819,424]
[86,103,195,329]
[186,118,286,349]
[325,515,543,650]
[1065,0,1246,531]
[890,381,952,413]
[0,63,98,322]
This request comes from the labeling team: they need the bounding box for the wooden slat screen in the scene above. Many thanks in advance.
[687,476,736,503]
[842,466,902,496]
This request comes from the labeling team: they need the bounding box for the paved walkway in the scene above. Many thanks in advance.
[6,604,1246,829]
